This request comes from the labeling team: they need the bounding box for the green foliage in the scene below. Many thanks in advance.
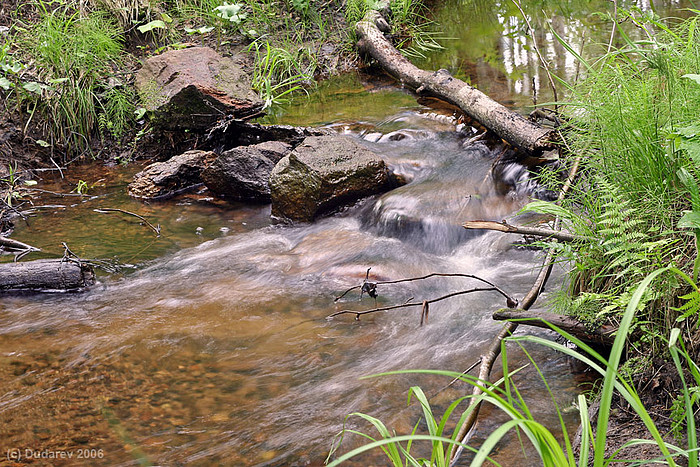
[330,267,700,466]
[345,0,376,27]
[290,0,310,17]
[248,39,313,109]
[71,179,89,195]
[0,164,35,207]
[523,10,700,356]
[389,0,444,59]
[12,0,134,155]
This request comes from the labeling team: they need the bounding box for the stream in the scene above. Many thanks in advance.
[0,1,692,465]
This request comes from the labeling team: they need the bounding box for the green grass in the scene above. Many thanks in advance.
[329,8,700,466]
[520,9,700,357]
[5,0,135,156]
[328,267,699,466]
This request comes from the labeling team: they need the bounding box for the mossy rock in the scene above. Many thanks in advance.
[269,135,403,222]
[135,47,263,131]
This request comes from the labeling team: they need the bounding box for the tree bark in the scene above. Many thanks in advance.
[0,236,40,252]
[493,308,616,347]
[0,259,95,292]
[356,10,556,155]
[463,220,591,242]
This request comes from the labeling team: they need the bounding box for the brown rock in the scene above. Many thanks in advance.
[135,47,263,130]
[128,150,217,200]
[269,135,401,222]
[202,141,292,202]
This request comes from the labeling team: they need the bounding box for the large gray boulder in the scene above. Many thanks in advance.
[201,141,292,201]
[128,150,216,199]
[269,135,399,222]
[135,47,262,130]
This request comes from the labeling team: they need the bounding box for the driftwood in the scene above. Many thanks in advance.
[0,236,40,252]
[0,259,95,292]
[356,9,555,155]
[493,308,616,347]
[462,220,591,243]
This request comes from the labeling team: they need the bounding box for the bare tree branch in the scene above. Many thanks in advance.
[335,272,517,307]
[328,287,511,320]
[493,308,617,347]
[463,220,591,242]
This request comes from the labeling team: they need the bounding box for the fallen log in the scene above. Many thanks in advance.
[0,259,95,292]
[493,308,616,347]
[356,9,556,155]
[462,220,591,243]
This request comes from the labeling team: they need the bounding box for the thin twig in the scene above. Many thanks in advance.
[328,287,510,320]
[50,157,64,179]
[93,208,161,236]
[335,272,517,307]
[607,0,618,55]
[25,188,86,197]
[0,236,40,252]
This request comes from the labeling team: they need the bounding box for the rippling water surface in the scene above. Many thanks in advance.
[0,87,586,465]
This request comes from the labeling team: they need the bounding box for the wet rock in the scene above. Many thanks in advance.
[128,150,217,200]
[201,141,292,202]
[135,47,263,130]
[204,118,332,153]
[269,135,401,222]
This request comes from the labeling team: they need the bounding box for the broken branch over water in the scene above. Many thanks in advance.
[493,308,617,347]
[355,6,555,155]
[463,220,591,243]
[0,236,41,262]
[334,271,517,306]
[328,287,512,321]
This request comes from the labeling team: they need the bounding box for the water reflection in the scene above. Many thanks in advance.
[423,0,695,108]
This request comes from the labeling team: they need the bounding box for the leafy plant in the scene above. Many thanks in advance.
[329,266,700,466]
[15,0,131,156]
[248,39,312,109]
[214,2,246,26]
[0,164,34,207]
[72,180,89,195]
[290,0,310,17]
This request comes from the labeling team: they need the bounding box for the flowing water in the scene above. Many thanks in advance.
[0,1,693,466]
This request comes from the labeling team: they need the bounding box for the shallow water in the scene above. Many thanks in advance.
[4,1,692,465]
[0,93,586,466]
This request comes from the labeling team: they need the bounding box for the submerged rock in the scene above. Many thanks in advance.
[128,150,217,200]
[135,47,262,130]
[201,141,292,202]
[269,135,401,222]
